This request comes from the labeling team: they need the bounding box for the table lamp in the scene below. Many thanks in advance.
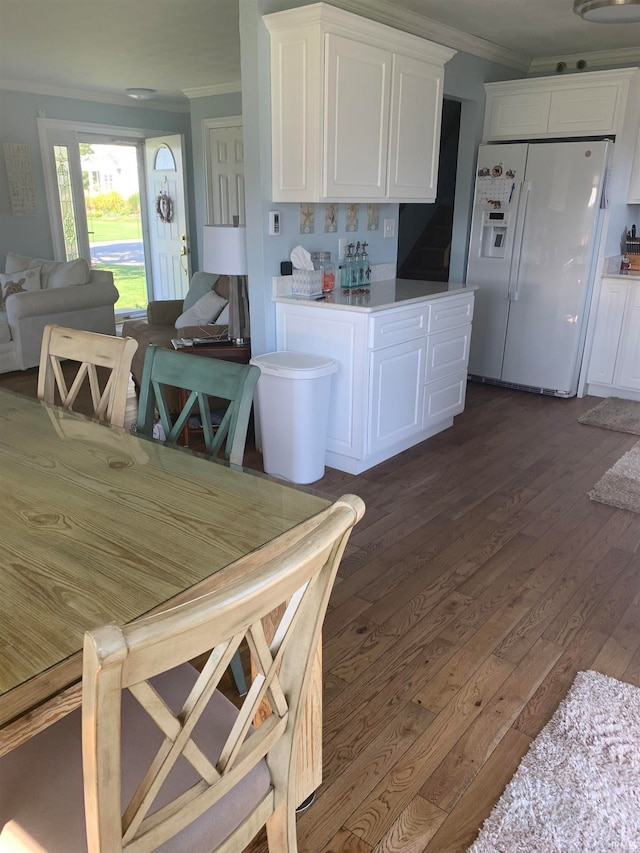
[202,220,250,343]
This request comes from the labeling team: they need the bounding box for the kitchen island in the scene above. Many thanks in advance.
[273,277,476,475]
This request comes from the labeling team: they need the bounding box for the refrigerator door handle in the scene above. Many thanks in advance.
[508,181,532,302]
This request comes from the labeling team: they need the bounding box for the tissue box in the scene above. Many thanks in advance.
[292,269,323,296]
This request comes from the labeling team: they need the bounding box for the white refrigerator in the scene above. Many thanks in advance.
[466,139,611,397]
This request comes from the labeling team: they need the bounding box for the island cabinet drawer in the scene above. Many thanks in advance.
[423,370,467,428]
[424,324,471,382]
[370,305,427,348]
[426,294,474,333]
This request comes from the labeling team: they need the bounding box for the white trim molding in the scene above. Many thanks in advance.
[183,81,242,99]
[0,78,189,112]
[529,46,640,75]
[337,0,529,71]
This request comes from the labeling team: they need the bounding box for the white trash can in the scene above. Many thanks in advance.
[249,351,337,484]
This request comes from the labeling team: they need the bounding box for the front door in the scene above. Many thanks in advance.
[144,134,191,301]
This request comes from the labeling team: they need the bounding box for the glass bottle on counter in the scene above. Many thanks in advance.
[341,244,354,288]
[354,242,362,287]
[361,241,370,284]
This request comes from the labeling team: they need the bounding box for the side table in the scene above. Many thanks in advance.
[175,339,252,447]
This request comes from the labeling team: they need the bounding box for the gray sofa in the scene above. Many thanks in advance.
[0,252,119,373]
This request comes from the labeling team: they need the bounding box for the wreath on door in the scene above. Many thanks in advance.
[155,190,173,223]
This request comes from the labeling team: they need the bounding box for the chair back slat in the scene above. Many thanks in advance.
[82,494,364,853]
[37,324,138,428]
[136,345,260,466]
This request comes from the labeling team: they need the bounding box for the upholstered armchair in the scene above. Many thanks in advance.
[122,272,230,391]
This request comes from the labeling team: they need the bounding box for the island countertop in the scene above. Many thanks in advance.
[272,277,477,313]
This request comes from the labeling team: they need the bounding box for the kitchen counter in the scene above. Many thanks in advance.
[602,272,640,281]
[273,277,477,313]
[274,282,475,475]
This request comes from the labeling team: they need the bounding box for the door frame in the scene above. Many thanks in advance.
[37,117,184,307]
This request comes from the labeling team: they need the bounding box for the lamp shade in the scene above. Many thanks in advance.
[202,225,247,276]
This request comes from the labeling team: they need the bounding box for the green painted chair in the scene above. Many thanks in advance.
[136,344,260,467]
[136,345,260,697]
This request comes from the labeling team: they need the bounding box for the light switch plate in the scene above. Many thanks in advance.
[269,210,281,236]
[383,218,396,238]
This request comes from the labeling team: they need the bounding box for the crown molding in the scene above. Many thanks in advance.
[529,46,640,74]
[182,81,242,99]
[0,78,190,112]
[335,0,530,72]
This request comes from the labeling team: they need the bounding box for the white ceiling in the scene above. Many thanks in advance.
[1,0,639,110]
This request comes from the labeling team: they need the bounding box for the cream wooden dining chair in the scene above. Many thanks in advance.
[0,493,365,853]
[38,324,138,428]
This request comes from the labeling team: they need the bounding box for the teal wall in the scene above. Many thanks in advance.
[439,51,522,282]
[0,88,190,270]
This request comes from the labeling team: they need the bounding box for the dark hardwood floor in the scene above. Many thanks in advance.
[5,368,640,852]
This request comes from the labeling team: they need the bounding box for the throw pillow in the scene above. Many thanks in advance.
[216,303,230,325]
[183,272,220,312]
[0,267,41,306]
[175,290,228,330]
[5,252,89,289]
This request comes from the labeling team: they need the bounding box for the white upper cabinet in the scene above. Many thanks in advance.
[324,34,391,199]
[388,54,445,200]
[629,134,640,203]
[483,69,638,142]
[264,3,455,203]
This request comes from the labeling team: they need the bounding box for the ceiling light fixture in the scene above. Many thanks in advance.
[573,0,640,23]
[125,88,157,100]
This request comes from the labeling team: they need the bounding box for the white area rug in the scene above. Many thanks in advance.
[578,397,640,435]
[589,441,640,512]
[468,670,640,853]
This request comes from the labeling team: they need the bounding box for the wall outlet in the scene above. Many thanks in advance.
[383,218,396,238]
[268,210,281,236]
[338,238,347,260]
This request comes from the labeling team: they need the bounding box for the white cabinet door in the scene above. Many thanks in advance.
[425,325,472,382]
[269,24,322,202]
[485,91,551,140]
[368,337,425,455]
[387,54,443,201]
[324,34,391,199]
[423,371,468,428]
[548,85,619,135]
[615,285,640,391]
[588,279,627,386]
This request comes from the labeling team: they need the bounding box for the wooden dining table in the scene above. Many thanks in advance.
[0,388,330,803]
